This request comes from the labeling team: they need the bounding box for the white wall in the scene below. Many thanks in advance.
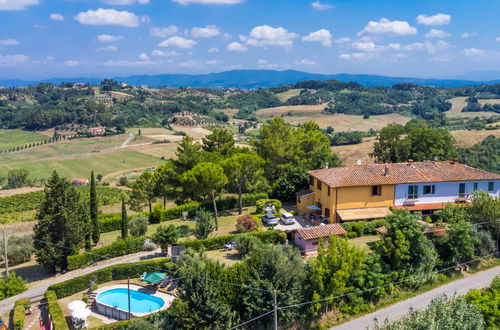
[394,180,499,206]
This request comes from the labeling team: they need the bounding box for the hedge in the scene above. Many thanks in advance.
[340,219,388,237]
[99,212,147,234]
[48,258,172,299]
[182,230,286,251]
[12,297,29,330]
[45,290,69,330]
[162,201,201,221]
[255,199,282,213]
[67,236,145,270]
[200,192,269,212]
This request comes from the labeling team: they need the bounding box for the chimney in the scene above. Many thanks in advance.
[383,166,389,177]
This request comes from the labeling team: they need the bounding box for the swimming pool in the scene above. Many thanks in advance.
[95,287,166,319]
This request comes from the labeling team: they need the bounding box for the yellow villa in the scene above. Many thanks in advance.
[296,161,500,223]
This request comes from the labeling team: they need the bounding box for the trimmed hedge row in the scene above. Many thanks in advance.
[12,297,29,330]
[48,258,172,299]
[45,290,69,330]
[340,219,388,237]
[182,230,287,251]
[99,212,147,233]
[67,237,145,270]
[255,199,282,213]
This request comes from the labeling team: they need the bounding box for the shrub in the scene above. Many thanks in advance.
[66,237,145,270]
[235,235,262,257]
[235,214,258,233]
[0,235,34,266]
[346,231,357,239]
[129,216,149,237]
[162,201,200,221]
[152,225,180,252]
[182,230,286,251]
[48,258,172,298]
[98,213,122,233]
[340,219,388,236]
[0,272,26,300]
[45,290,69,330]
[143,238,157,251]
[118,176,128,186]
[193,210,216,239]
[150,204,164,224]
[255,199,282,213]
[13,297,29,330]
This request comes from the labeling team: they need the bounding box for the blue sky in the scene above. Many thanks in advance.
[1,0,499,79]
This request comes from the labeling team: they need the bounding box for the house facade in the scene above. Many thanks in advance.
[294,224,347,256]
[296,161,500,223]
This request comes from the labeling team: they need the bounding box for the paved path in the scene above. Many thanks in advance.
[0,248,162,314]
[332,265,500,329]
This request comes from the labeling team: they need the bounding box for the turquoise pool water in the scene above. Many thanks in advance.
[96,288,165,314]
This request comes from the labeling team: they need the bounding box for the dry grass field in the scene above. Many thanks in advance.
[331,137,376,165]
[129,142,179,158]
[275,88,302,102]
[169,125,212,139]
[445,97,498,118]
[219,108,239,118]
[479,99,500,105]
[452,129,500,147]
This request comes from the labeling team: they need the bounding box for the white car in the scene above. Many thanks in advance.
[280,212,295,225]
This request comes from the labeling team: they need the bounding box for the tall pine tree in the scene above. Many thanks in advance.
[121,196,128,239]
[89,171,100,244]
[33,171,85,272]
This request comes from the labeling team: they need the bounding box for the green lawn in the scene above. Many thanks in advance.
[0,129,48,151]
[348,235,380,252]
[0,149,164,180]
[275,88,302,102]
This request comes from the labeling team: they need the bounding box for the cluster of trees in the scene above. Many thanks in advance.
[0,169,33,190]
[123,193,499,328]
[370,122,457,163]
[464,96,500,114]
[459,136,500,174]
[323,127,376,146]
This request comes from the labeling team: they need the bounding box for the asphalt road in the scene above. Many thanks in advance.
[332,265,500,329]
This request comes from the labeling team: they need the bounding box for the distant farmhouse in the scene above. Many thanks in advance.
[87,126,106,135]
[297,161,500,223]
[72,178,89,186]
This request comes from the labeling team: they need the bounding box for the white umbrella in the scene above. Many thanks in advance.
[68,301,87,311]
[306,205,321,211]
[71,308,91,320]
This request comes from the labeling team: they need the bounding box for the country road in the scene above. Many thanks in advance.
[332,265,500,329]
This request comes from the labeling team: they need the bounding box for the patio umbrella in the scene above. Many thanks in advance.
[143,272,166,284]
[71,308,91,320]
[306,205,321,211]
[68,301,87,311]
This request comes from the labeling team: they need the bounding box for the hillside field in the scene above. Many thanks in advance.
[445,97,498,118]
[0,129,48,151]
[275,88,302,102]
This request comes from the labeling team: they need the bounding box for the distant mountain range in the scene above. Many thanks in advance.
[1,70,500,89]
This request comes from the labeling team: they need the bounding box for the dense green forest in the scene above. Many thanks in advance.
[1,79,500,130]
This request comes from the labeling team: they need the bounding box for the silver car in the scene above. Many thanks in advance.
[261,214,279,226]
[280,213,295,225]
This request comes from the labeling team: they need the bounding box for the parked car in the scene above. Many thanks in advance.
[280,212,295,225]
[261,214,279,226]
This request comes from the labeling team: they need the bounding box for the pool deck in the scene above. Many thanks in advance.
[94,284,175,319]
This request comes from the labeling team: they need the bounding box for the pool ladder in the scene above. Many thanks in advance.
[87,293,97,309]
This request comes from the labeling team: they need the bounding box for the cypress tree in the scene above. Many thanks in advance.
[121,196,128,239]
[89,171,100,244]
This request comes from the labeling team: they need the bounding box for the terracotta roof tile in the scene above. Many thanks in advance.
[296,224,347,240]
[309,161,500,188]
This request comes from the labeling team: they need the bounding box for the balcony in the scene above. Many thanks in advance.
[403,194,419,205]
[456,193,471,202]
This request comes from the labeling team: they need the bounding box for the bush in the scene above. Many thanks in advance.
[236,214,258,233]
[67,237,145,270]
[129,216,149,237]
[162,201,200,221]
[182,230,286,251]
[346,231,357,239]
[48,258,172,298]
[150,204,163,224]
[0,235,34,266]
[340,219,388,236]
[143,238,157,251]
[118,176,128,186]
[13,297,29,330]
[45,290,69,330]
[255,199,282,213]
[99,212,148,234]
[0,272,26,300]
[235,235,262,257]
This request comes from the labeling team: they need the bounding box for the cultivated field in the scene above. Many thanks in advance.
[275,88,302,102]
[129,142,179,158]
[479,98,500,105]
[219,108,239,118]
[129,127,185,142]
[451,129,500,147]
[331,137,376,166]
[169,125,212,139]
[0,129,48,151]
[445,97,498,118]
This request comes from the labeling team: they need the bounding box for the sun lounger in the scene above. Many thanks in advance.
[139,272,147,281]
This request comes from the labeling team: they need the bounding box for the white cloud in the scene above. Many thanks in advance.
[63,60,80,66]
[227,41,248,52]
[0,54,29,66]
[97,45,118,51]
[223,32,232,39]
[460,32,477,38]
[97,34,123,42]
[424,40,451,54]
[191,25,220,38]
[103,60,156,66]
[462,48,499,60]
[208,47,219,53]
[294,58,317,65]
[179,60,198,67]
[159,36,196,48]
[151,49,180,56]
[416,13,451,26]
[424,29,450,39]
[353,41,385,52]
[74,8,139,27]
[431,55,451,62]
[358,18,417,36]
[339,52,374,61]
[244,25,298,47]
[301,29,332,47]
[150,25,178,38]
[138,53,150,61]
[0,0,38,10]
[172,0,243,4]
[388,42,424,51]
[49,13,64,21]
[334,37,351,44]
[258,59,277,69]
[205,59,220,65]
[496,36,500,42]
[311,1,333,10]
[392,53,407,59]
[101,0,149,4]
[0,39,19,46]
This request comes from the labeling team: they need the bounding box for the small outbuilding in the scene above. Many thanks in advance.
[294,224,347,256]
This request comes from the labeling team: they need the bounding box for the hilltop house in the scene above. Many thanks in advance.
[296,161,500,223]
